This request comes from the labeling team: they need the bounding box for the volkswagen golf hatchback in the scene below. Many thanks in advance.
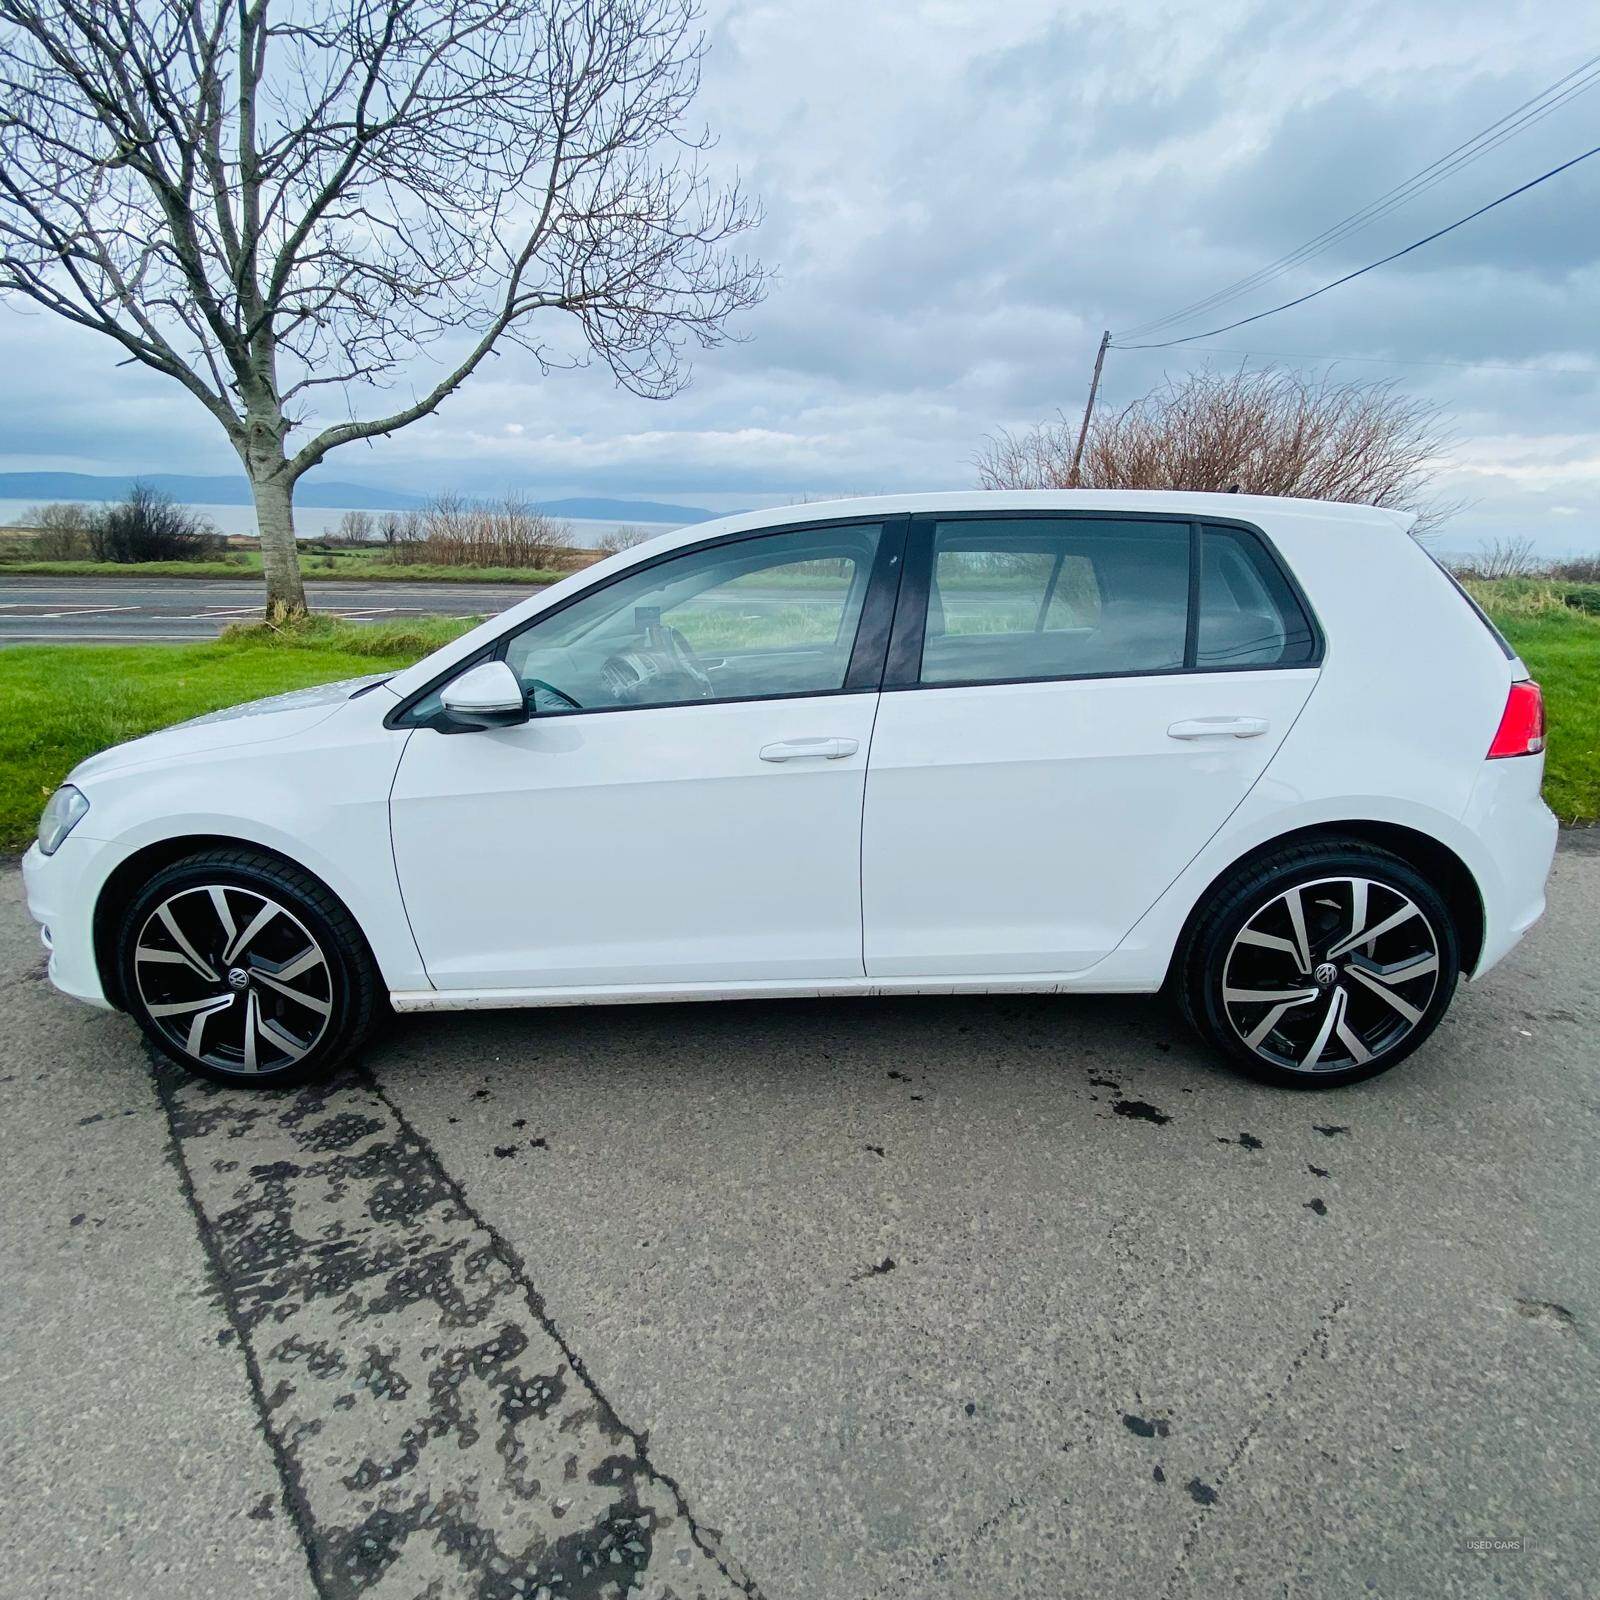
[24,491,1556,1089]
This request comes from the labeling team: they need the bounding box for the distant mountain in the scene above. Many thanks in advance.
[535,496,721,524]
[0,471,722,524]
[0,470,423,510]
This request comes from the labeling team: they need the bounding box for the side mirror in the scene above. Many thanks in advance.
[439,660,528,729]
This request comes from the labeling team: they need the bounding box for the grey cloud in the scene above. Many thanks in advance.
[2,0,1597,551]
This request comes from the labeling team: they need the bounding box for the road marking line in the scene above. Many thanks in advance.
[0,632,207,641]
[5,604,144,618]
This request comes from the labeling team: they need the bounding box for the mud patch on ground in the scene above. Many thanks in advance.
[156,1063,754,1600]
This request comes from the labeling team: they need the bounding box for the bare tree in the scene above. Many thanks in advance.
[976,367,1455,532]
[0,0,765,616]
[334,509,375,545]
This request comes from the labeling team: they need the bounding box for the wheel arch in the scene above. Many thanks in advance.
[93,834,380,1011]
[1163,819,1486,991]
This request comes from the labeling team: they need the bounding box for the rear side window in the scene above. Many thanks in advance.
[1196,525,1318,669]
[921,519,1189,685]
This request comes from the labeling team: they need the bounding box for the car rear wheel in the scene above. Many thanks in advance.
[1177,840,1461,1088]
[116,848,380,1086]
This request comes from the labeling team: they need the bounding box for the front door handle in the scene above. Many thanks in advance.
[1167,716,1270,740]
[759,737,860,762]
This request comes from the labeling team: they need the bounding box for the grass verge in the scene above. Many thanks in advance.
[1485,611,1600,827]
[1,553,567,584]
[0,616,475,853]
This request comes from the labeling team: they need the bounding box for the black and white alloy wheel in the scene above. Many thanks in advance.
[1221,876,1441,1073]
[118,849,380,1085]
[1179,841,1460,1087]
[132,885,333,1074]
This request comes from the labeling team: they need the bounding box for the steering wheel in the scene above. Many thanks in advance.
[600,625,715,705]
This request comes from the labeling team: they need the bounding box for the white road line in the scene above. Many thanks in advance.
[4,604,144,618]
[0,632,208,641]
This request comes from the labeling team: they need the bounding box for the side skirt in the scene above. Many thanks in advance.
[390,972,1161,1013]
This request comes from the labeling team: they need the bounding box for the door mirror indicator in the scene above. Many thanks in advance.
[439,660,528,729]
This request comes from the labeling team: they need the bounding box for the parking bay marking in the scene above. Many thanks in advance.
[156,1062,757,1600]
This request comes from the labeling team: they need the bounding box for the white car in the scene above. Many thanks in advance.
[24,491,1556,1089]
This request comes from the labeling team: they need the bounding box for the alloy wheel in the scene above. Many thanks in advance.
[132,885,333,1074]
[1221,876,1441,1074]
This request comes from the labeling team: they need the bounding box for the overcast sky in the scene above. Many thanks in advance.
[2,0,1597,551]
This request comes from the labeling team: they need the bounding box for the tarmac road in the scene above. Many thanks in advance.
[0,574,536,642]
[2,836,1597,1599]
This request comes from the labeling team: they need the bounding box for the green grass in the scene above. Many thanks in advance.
[1,551,567,584]
[0,616,475,853]
[1474,597,1600,827]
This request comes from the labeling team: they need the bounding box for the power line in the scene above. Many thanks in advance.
[1117,51,1600,342]
[1111,141,1600,351]
[1123,67,1600,339]
[1177,345,1598,376]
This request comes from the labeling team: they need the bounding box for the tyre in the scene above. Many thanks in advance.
[116,848,381,1086]
[1176,840,1460,1088]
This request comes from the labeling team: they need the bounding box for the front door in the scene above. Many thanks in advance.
[390,519,900,991]
[862,514,1321,977]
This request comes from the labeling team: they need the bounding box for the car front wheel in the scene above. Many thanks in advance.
[1177,840,1461,1088]
[116,848,380,1086]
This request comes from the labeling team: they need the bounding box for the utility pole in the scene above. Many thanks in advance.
[1068,329,1111,487]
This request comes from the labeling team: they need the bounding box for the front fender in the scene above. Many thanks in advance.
[74,705,430,994]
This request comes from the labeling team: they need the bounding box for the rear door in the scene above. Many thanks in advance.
[860,514,1321,977]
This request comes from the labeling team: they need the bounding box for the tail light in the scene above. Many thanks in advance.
[1486,680,1545,759]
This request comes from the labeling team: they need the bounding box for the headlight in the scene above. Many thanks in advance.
[37,785,90,855]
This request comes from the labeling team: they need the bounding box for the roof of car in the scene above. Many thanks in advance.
[671,489,1416,543]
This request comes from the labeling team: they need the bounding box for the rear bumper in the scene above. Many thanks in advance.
[1461,757,1558,977]
[21,836,130,1010]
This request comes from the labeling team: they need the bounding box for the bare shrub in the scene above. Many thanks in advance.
[592,525,655,557]
[977,367,1455,532]
[388,494,577,570]
[1546,553,1600,583]
[1451,536,1540,580]
[21,501,94,559]
[86,484,223,563]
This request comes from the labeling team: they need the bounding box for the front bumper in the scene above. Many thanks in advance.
[21,836,130,1010]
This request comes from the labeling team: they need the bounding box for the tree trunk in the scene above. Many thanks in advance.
[248,464,307,619]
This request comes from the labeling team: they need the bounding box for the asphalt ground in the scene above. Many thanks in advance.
[0,575,533,642]
[2,837,1597,1598]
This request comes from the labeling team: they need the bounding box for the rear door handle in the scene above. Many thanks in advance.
[1167,716,1270,740]
[759,737,860,762]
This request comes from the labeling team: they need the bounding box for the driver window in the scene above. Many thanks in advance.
[503,523,883,713]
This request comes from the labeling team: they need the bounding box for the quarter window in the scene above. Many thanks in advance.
[920,519,1189,685]
[1196,525,1317,668]
[502,523,883,712]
